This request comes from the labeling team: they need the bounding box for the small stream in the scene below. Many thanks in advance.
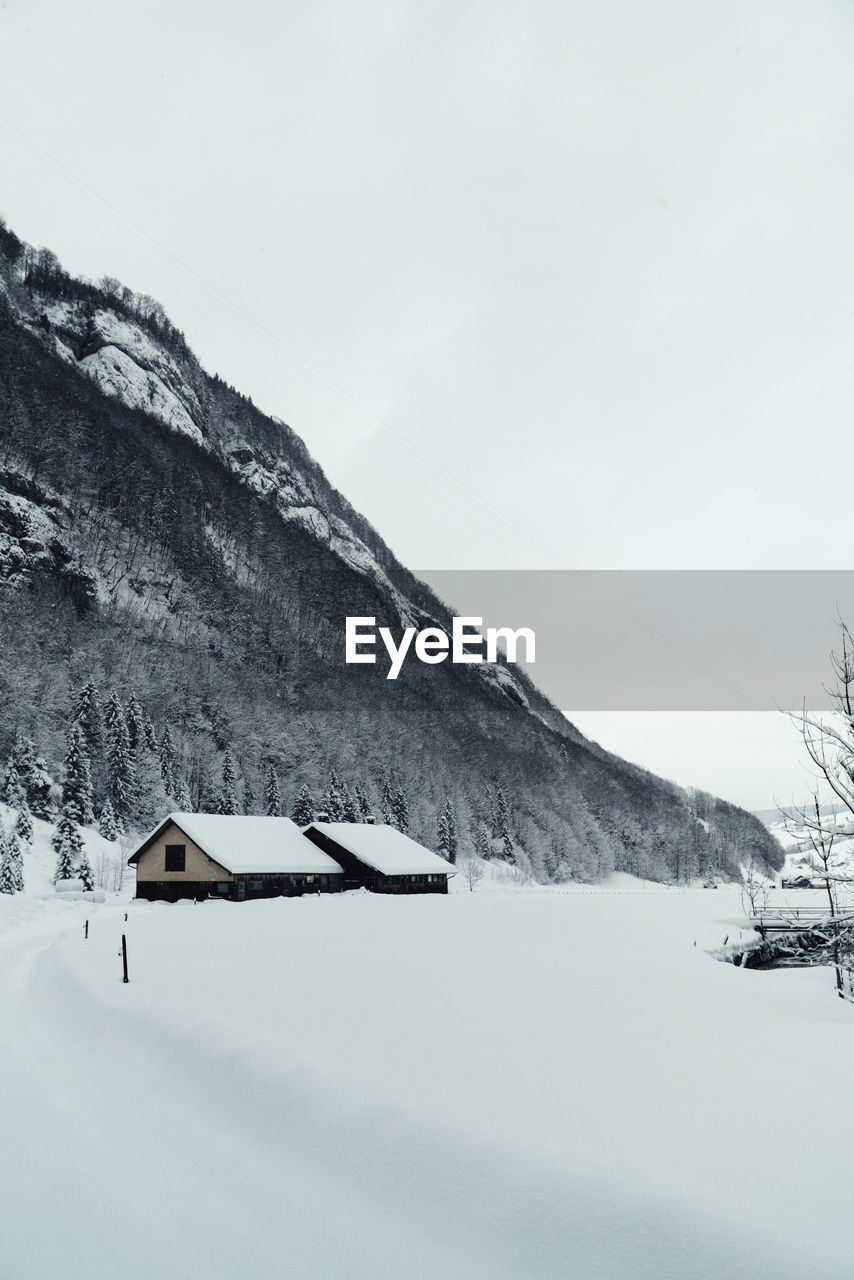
[729,927,847,971]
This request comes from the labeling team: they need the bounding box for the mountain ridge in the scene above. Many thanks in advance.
[0,217,783,882]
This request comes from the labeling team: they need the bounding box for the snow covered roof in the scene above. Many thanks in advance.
[305,823,451,876]
[130,813,344,875]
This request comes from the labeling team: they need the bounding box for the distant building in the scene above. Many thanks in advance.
[302,822,451,894]
[127,812,344,902]
[781,875,825,890]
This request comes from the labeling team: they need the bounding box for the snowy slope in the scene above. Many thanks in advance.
[2,876,853,1279]
[0,801,126,907]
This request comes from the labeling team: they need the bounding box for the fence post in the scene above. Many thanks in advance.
[84,920,88,940]
[121,934,129,984]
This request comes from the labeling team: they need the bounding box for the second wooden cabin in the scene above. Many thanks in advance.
[302,821,451,894]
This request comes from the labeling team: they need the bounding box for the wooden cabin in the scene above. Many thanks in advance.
[128,813,344,902]
[302,821,451,894]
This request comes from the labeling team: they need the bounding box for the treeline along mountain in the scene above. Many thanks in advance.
[0,219,783,882]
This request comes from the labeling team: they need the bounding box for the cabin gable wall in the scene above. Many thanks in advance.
[135,822,232,883]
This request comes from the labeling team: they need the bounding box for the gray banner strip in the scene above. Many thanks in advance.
[413,570,854,711]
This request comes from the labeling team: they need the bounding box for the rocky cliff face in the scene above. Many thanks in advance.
[0,219,783,880]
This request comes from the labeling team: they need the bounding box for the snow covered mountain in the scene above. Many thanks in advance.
[0,219,782,882]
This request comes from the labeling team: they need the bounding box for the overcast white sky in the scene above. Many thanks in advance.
[1,0,852,809]
[567,711,827,814]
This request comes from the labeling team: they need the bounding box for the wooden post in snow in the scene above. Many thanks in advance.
[84,920,88,940]
[121,934,129,984]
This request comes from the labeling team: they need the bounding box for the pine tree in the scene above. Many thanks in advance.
[324,769,343,822]
[62,722,94,825]
[76,846,94,892]
[478,823,491,861]
[3,760,25,808]
[437,798,458,864]
[15,800,33,844]
[493,784,510,840]
[6,737,53,818]
[51,810,66,853]
[2,753,17,804]
[198,771,219,814]
[125,691,145,752]
[493,784,515,863]
[242,777,257,815]
[6,830,24,892]
[393,784,410,835]
[264,764,281,817]
[322,786,341,822]
[218,748,239,815]
[291,782,316,828]
[130,742,169,829]
[173,776,193,811]
[72,679,102,754]
[143,719,158,753]
[98,799,119,841]
[53,805,83,883]
[158,726,176,795]
[339,783,359,822]
[104,694,135,820]
[354,782,371,819]
[0,832,15,894]
[380,773,396,826]
[27,745,53,820]
[103,692,125,739]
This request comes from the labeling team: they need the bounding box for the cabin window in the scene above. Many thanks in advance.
[164,844,186,872]
[248,880,263,891]
[306,875,314,884]
[216,884,229,894]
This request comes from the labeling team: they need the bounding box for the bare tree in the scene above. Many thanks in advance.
[93,848,127,893]
[114,836,134,892]
[779,619,854,998]
[92,849,111,890]
[740,855,771,917]
[459,853,485,893]
[782,619,854,900]
[781,790,840,917]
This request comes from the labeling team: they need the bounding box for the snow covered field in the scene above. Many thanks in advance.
[2,841,854,1279]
